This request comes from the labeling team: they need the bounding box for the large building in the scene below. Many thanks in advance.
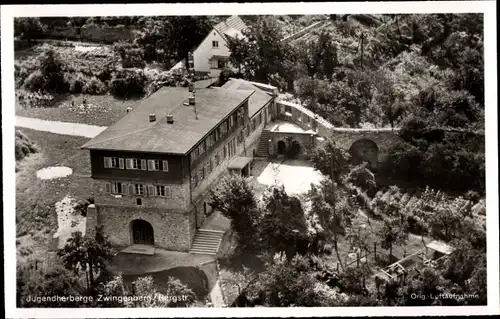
[193,16,248,77]
[81,80,278,253]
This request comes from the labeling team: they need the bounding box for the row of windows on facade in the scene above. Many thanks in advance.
[190,110,266,189]
[103,157,169,172]
[105,182,172,198]
[191,135,238,188]
[190,107,244,163]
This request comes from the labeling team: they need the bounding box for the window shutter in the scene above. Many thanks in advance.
[105,182,111,193]
[148,185,155,197]
[147,160,154,170]
[129,184,135,195]
[162,160,169,172]
[126,158,132,169]
[103,157,110,168]
[141,159,147,170]
[165,186,171,198]
[119,158,125,169]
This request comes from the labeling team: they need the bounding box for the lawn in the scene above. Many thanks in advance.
[16,90,141,126]
[15,128,95,264]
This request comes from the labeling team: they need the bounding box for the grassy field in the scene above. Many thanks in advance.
[15,128,95,264]
[16,90,141,126]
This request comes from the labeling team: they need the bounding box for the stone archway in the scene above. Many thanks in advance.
[349,139,379,171]
[130,219,154,246]
[289,140,301,159]
[277,140,286,155]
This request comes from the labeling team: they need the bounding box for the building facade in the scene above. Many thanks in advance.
[193,16,248,77]
[83,81,277,252]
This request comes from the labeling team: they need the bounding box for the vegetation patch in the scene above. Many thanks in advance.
[122,266,209,301]
[15,130,39,171]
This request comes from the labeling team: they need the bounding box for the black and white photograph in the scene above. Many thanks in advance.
[2,1,498,317]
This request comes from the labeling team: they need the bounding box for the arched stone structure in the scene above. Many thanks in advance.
[277,140,286,155]
[130,219,155,246]
[349,139,379,170]
[289,140,301,159]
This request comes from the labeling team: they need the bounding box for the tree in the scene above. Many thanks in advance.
[346,162,377,196]
[68,17,88,40]
[132,276,196,308]
[226,29,258,75]
[309,137,351,183]
[14,18,46,42]
[398,267,450,306]
[208,174,261,250]
[17,259,85,307]
[260,185,311,259]
[244,254,336,307]
[58,226,115,292]
[378,216,408,262]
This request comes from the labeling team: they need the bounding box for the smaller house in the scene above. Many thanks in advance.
[193,16,248,77]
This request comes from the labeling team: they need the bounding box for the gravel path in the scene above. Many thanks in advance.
[16,116,106,138]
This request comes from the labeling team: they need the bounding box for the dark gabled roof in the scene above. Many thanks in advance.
[81,87,255,154]
[214,16,248,42]
[222,78,274,118]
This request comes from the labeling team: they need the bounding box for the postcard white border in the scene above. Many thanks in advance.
[2,1,498,317]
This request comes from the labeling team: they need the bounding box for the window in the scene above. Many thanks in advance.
[135,184,144,196]
[211,59,219,69]
[212,40,219,48]
[104,157,124,169]
[112,182,123,194]
[198,168,204,181]
[148,159,160,171]
[156,185,171,198]
[136,198,142,206]
[162,160,169,172]
[127,158,146,170]
[110,157,119,168]
[229,115,234,128]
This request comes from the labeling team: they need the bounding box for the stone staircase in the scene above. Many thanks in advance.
[189,229,225,255]
[256,129,271,157]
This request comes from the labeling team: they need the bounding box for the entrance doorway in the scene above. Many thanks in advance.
[289,141,301,158]
[277,140,286,155]
[131,219,154,246]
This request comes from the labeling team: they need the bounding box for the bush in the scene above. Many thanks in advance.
[82,76,107,95]
[110,68,146,98]
[15,131,39,162]
[68,72,87,94]
[346,163,377,196]
[23,70,49,92]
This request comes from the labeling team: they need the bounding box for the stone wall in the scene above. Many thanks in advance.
[275,100,403,165]
[96,204,191,251]
[269,131,317,159]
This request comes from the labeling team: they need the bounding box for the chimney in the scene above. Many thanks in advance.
[166,114,174,124]
[149,113,156,122]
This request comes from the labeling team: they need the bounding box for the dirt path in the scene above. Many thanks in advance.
[16,116,106,138]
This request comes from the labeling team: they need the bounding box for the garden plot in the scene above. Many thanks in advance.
[53,195,86,248]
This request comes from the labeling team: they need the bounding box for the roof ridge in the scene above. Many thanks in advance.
[82,126,154,149]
